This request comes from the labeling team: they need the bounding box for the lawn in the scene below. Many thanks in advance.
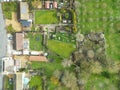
[26,32,43,51]
[76,0,120,60]
[47,40,76,58]
[2,2,17,19]
[35,10,58,24]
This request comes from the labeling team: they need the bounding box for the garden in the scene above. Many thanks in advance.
[50,32,76,44]
[2,2,17,19]
[35,10,59,24]
[26,32,43,51]
[47,40,76,58]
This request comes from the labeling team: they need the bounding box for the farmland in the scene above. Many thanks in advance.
[76,0,120,60]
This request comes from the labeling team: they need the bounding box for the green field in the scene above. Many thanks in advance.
[26,32,43,51]
[35,10,59,24]
[77,0,120,60]
[47,40,76,58]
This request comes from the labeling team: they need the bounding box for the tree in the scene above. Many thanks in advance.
[115,21,120,33]
[62,59,73,68]
[61,70,79,90]
[29,76,42,90]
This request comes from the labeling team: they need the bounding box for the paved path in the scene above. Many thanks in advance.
[0,3,7,90]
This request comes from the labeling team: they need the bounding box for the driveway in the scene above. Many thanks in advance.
[7,34,13,56]
[0,3,7,90]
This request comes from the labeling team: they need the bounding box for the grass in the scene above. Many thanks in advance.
[29,75,42,90]
[35,10,58,24]
[2,2,17,19]
[26,32,43,51]
[47,40,76,58]
[77,0,120,60]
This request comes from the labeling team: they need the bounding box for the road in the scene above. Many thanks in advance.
[0,3,7,90]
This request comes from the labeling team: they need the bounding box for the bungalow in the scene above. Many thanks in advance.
[29,56,48,62]
[20,2,31,27]
[15,33,24,50]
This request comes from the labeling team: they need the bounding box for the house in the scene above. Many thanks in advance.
[45,1,58,9]
[15,33,24,50]
[2,57,15,74]
[20,2,29,20]
[45,1,50,9]
[20,2,31,27]
[29,56,48,62]
[53,1,58,8]
[2,57,21,74]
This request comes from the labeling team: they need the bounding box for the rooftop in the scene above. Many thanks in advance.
[20,2,29,20]
[15,33,24,50]
[29,56,48,62]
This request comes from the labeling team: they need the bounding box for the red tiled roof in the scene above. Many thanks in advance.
[16,33,23,50]
[29,56,48,62]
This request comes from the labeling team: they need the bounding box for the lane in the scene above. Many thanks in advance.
[0,3,7,90]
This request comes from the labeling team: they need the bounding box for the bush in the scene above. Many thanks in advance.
[6,24,15,34]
